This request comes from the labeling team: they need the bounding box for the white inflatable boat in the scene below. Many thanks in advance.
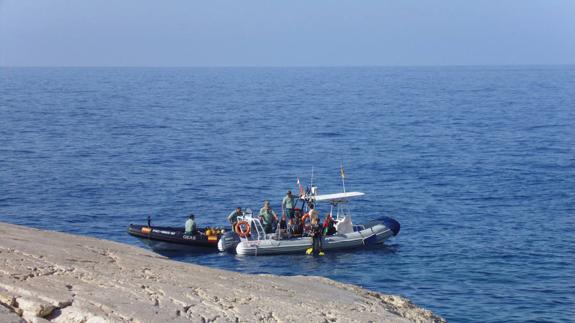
[218,190,400,256]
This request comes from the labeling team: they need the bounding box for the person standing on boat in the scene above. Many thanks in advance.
[184,214,197,235]
[259,200,278,234]
[227,207,243,232]
[281,190,296,220]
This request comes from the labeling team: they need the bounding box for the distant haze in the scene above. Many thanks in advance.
[0,0,574,67]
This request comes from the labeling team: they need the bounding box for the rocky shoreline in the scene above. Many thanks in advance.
[0,222,445,322]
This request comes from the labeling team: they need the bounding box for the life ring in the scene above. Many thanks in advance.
[235,221,251,238]
[301,213,310,222]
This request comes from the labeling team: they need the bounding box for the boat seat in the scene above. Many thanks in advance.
[335,216,354,234]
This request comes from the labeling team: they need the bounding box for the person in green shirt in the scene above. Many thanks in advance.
[259,200,278,234]
[227,207,243,232]
[282,190,296,220]
[184,214,197,235]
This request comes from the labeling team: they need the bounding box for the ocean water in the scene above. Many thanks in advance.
[1,66,574,322]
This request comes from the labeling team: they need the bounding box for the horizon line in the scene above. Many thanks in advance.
[1,63,574,69]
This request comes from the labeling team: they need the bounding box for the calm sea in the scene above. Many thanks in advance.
[1,66,574,322]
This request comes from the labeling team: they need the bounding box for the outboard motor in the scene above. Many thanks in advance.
[218,231,241,252]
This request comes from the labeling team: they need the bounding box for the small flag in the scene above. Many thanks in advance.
[297,177,304,195]
[340,166,345,179]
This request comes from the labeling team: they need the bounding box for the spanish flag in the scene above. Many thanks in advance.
[340,166,345,179]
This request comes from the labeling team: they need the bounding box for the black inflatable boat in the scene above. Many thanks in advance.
[127,224,224,251]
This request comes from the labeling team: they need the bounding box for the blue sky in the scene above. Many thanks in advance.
[0,0,574,66]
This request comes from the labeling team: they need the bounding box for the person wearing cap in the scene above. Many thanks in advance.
[185,214,197,235]
[282,190,296,220]
[259,200,278,234]
[227,207,243,232]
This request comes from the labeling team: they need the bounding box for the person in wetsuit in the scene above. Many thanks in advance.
[310,217,324,255]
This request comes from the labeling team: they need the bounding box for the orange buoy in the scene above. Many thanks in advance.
[235,220,251,238]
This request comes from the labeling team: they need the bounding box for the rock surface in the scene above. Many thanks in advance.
[0,222,445,322]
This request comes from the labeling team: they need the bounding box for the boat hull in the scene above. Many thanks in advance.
[235,220,397,256]
[127,224,221,252]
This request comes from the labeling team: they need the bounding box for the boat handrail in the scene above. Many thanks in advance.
[237,214,266,241]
